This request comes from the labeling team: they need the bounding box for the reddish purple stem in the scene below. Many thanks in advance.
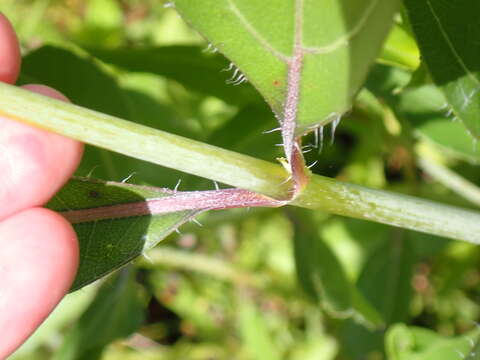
[61,188,286,224]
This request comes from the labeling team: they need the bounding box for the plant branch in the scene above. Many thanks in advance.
[1,82,480,242]
[139,246,259,286]
[418,157,480,208]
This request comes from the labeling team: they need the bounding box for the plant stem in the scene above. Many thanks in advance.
[1,82,479,242]
[139,246,258,286]
[417,157,480,207]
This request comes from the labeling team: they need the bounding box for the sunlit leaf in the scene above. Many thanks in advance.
[386,323,480,360]
[173,0,400,135]
[47,177,198,290]
[398,85,480,164]
[379,24,420,70]
[366,65,480,163]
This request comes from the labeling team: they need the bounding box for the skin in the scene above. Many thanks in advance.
[0,14,83,359]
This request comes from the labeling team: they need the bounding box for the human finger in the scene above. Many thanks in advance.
[0,85,83,221]
[0,207,79,359]
[0,13,21,84]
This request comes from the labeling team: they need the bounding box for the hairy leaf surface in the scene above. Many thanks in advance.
[47,178,198,290]
[174,0,400,135]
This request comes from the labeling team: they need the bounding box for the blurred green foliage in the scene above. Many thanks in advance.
[3,0,480,359]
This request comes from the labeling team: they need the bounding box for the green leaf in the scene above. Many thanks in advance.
[291,209,382,326]
[404,0,480,139]
[207,103,280,160]
[292,210,352,315]
[397,85,480,163]
[379,24,420,71]
[366,64,480,163]
[357,234,415,324]
[47,177,198,290]
[173,0,400,135]
[340,229,416,358]
[20,45,129,118]
[53,269,145,360]
[86,45,260,106]
[386,324,480,360]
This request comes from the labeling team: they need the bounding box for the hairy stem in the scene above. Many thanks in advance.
[1,82,479,242]
[280,0,310,196]
[62,188,284,224]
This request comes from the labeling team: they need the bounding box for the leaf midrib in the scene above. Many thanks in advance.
[425,0,480,86]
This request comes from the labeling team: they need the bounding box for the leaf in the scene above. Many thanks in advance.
[53,269,145,360]
[292,210,352,315]
[173,0,400,135]
[340,230,416,359]
[366,64,480,163]
[47,177,199,290]
[86,45,260,106]
[404,0,480,139]
[378,24,420,71]
[207,103,280,160]
[397,85,480,164]
[173,0,400,193]
[20,45,129,118]
[358,234,415,324]
[386,324,480,360]
[290,209,382,327]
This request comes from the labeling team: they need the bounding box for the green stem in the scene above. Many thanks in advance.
[417,157,480,208]
[139,246,258,286]
[1,82,479,242]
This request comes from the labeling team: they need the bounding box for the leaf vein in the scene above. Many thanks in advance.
[227,0,291,62]
[304,0,379,54]
[425,0,480,85]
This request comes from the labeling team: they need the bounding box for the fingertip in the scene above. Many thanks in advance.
[0,85,84,220]
[26,207,80,269]
[21,84,71,103]
[0,13,21,84]
[22,84,85,199]
[1,207,80,280]
[0,207,79,358]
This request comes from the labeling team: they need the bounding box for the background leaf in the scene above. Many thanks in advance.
[86,45,260,106]
[404,0,480,140]
[340,228,416,359]
[366,64,480,164]
[291,209,353,315]
[386,324,480,360]
[53,269,145,360]
[290,209,382,327]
